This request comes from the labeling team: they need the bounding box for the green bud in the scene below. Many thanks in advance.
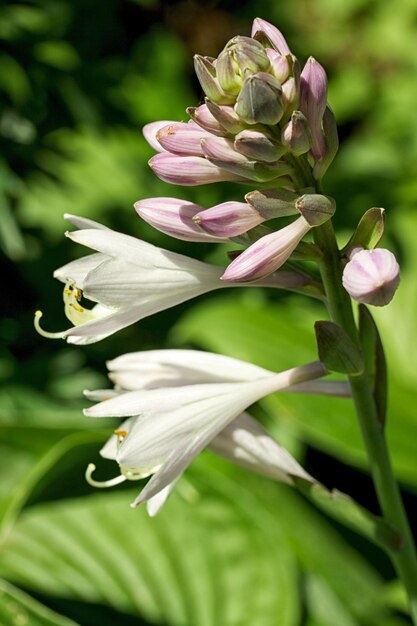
[234,129,286,162]
[216,50,243,96]
[312,105,339,180]
[281,110,312,156]
[342,208,385,256]
[245,188,301,219]
[295,194,335,226]
[193,55,235,105]
[235,72,284,125]
[227,36,270,74]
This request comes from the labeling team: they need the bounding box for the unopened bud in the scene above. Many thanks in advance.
[205,100,247,134]
[312,105,339,180]
[300,57,328,161]
[201,136,292,182]
[245,188,303,218]
[187,104,226,136]
[251,17,292,56]
[194,55,234,105]
[234,129,286,162]
[222,215,311,281]
[295,194,335,226]
[156,122,208,156]
[281,111,312,156]
[342,249,400,307]
[194,201,264,237]
[266,49,290,83]
[235,72,284,125]
[135,197,226,242]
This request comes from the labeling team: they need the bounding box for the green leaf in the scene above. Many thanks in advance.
[0,462,300,626]
[0,579,79,626]
[315,320,364,375]
[342,207,385,255]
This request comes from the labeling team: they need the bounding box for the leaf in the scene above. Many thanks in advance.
[315,320,363,375]
[0,579,79,626]
[0,459,301,626]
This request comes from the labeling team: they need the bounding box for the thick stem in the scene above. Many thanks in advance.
[314,219,417,623]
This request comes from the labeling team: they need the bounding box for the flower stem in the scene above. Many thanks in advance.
[314,218,417,623]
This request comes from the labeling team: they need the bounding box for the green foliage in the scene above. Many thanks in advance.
[2,0,417,624]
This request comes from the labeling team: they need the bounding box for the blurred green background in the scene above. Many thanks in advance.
[1,0,417,624]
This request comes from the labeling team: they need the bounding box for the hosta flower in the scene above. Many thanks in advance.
[143,18,335,191]
[85,350,328,513]
[34,214,318,344]
[342,248,400,306]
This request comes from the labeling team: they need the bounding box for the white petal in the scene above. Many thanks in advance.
[64,213,111,230]
[99,416,136,460]
[107,349,273,388]
[53,253,107,287]
[67,227,225,278]
[145,481,177,516]
[209,412,314,484]
[83,257,222,307]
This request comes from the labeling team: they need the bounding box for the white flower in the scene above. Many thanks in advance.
[35,214,324,344]
[84,350,328,514]
[34,214,226,344]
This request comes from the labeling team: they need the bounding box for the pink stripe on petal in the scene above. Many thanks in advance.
[251,18,292,55]
[222,216,311,281]
[149,153,245,185]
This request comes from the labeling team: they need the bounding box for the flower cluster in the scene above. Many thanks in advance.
[35,17,400,513]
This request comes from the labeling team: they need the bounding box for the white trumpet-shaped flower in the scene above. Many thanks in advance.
[34,215,324,344]
[84,350,328,514]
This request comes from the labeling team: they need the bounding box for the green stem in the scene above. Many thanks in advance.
[314,219,417,623]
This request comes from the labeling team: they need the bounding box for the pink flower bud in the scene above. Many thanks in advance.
[266,49,290,83]
[156,122,208,156]
[143,121,176,152]
[342,248,400,307]
[300,57,328,161]
[187,104,226,135]
[221,215,311,281]
[149,153,245,185]
[201,136,243,162]
[251,18,291,55]
[135,197,227,242]
[194,201,264,237]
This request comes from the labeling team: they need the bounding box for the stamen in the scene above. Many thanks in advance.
[34,311,67,339]
[85,463,127,488]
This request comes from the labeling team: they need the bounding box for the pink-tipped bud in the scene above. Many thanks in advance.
[205,100,247,134]
[251,18,292,55]
[342,248,400,307]
[149,153,245,186]
[221,215,311,281]
[194,201,264,237]
[187,104,226,136]
[135,197,226,242]
[300,57,328,161]
[266,49,290,83]
[201,136,244,162]
[156,122,208,157]
[143,121,177,152]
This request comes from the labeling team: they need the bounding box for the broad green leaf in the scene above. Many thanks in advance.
[0,386,110,542]
[0,579,79,626]
[0,459,301,626]
[305,575,361,626]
